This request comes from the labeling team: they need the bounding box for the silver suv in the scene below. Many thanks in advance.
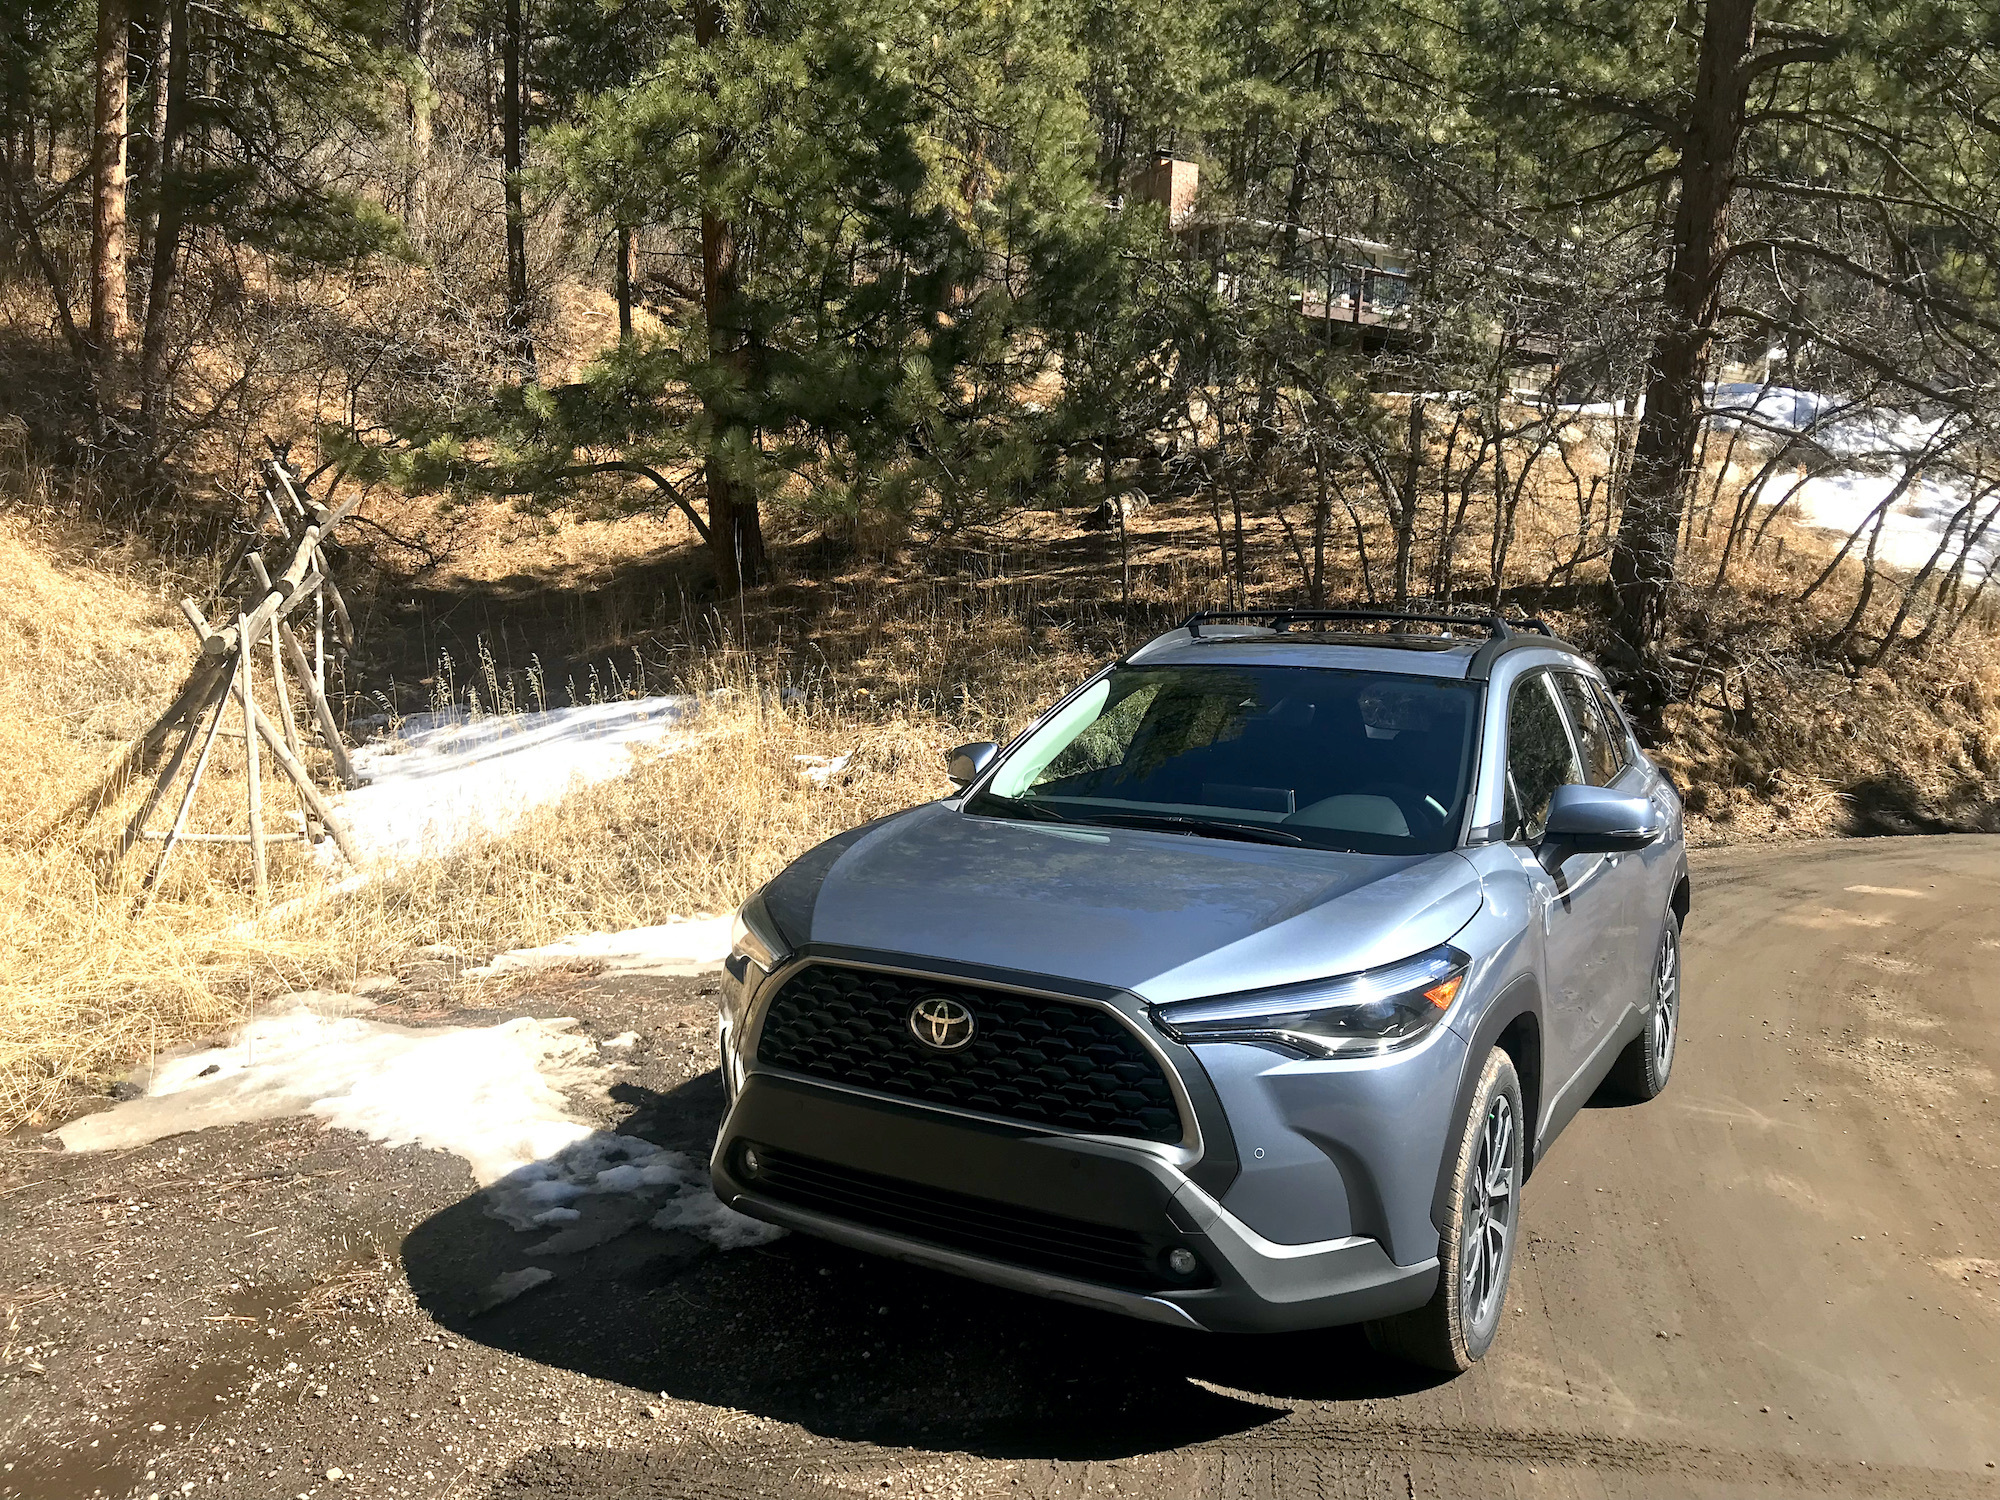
[713,610,1689,1371]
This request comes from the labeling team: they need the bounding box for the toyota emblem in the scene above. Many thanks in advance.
[908,996,976,1051]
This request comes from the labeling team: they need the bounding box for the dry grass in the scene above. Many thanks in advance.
[0,470,343,1129]
[317,696,959,953]
[0,476,1075,1126]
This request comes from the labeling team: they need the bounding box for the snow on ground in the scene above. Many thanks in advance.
[462,915,734,980]
[1706,384,1995,579]
[54,996,779,1253]
[794,750,854,786]
[328,696,694,866]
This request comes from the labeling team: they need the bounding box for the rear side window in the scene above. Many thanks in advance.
[1504,672,1583,841]
[1553,672,1623,786]
[1590,679,1635,769]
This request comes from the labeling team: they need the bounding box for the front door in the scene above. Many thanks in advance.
[1502,670,1625,1105]
[1550,669,1655,1041]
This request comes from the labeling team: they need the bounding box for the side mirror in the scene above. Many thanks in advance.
[945,741,999,789]
[1542,783,1660,853]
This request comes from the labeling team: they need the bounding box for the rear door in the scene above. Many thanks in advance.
[1502,670,1622,1097]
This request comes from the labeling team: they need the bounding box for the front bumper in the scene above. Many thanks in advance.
[712,1072,1438,1334]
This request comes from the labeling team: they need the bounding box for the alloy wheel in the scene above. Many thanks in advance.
[1653,923,1680,1076]
[1460,1093,1515,1333]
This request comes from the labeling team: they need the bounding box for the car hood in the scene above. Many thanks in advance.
[768,802,1484,1003]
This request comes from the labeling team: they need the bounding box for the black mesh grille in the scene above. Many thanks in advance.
[755,964,1183,1143]
[745,1145,1202,1290]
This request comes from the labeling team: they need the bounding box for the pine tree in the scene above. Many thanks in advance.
[1468,0,2000,686]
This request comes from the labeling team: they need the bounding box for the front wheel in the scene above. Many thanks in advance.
[1607,909,1681,1102]
[1364,1047,1524,1373]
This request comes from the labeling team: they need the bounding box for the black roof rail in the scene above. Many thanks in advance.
[1183,608,1541,640]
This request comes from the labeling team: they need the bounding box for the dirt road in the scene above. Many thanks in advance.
[4,836,1998,1499]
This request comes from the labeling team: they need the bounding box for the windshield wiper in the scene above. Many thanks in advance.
[967,792,1075,824]
[1081,812,1304,846]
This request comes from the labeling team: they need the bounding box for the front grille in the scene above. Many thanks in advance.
[756,964,1183,1142]
[744,1145,1201,1290]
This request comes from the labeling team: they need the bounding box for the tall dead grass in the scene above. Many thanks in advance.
[0,495,1074,1127]
[0,480,315,1128]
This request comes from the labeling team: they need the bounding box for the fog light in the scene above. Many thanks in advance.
[740,1145,763,1180]
[1166,1248,1199,1278]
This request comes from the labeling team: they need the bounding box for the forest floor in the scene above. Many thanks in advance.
[4,837,1998,1500]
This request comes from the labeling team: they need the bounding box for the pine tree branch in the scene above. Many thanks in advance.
[1718,303,1982,410]
[1734,175,1999,238]
[1510,86,1686,144]
[1726,237,2000,341]
[557,461,713,544]
[1740,40,1844,80]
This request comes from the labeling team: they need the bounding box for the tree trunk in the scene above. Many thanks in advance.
[136,0,187,454]
[692,0,766,593]
[500,0,536,378]
[405,0,434,237]
[615,224,634,339]
[90,0,131,367]
[1608,0,1756,666]
[1395,397,1425,605]
[133,0,170,273]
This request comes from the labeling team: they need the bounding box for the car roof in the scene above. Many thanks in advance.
[1124,613,1589,682]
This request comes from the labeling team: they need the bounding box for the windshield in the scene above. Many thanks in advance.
[966,664,1480,855]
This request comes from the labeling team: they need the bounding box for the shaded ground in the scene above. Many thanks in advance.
[4,838,2000,1500]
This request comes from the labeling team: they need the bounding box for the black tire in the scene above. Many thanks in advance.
[1364,1047,1525,1373]
[1607,909,1681,1102]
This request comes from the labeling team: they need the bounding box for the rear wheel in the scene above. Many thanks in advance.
[1364,1047,1524,1373]
[1607,910,1680,1102]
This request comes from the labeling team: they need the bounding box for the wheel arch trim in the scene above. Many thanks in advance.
[1431,973,1541,1234]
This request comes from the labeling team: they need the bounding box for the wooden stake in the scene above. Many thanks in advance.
[117,691,209,860]
[276,616,357,786]
[242,635,269,906]
[248,553,307,772]
[233,686,361,867]
[270,460,315,521]
[261,485,291,535]
[140,663,230,902]
[321,574,355,647]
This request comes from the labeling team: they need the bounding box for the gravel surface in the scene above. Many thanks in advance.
[4,837,1999,1500]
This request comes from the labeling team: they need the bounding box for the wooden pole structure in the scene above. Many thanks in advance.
[139,661,231,901]
[90,458,365,905]
[240,626,269,905]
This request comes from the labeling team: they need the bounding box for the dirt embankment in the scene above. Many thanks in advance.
[4,836,1999,1500]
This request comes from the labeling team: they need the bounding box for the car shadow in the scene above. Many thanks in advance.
[400,1071,1451,1473]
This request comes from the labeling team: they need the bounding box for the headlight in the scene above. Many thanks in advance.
[1151,945,1469,1058]
[728,892,787,975]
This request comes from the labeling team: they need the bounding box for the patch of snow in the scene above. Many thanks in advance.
[55,1000,775,1253]
[463,916,733,980]
[1706,382,1950,462]
[328,697,694,867]
[1707,384,1996,579]
[794,750,854,786]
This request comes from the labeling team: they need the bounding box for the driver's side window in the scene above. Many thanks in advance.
[1504,672,1583,842]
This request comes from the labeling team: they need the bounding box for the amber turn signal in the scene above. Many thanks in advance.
[1423,974,1463,1010]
